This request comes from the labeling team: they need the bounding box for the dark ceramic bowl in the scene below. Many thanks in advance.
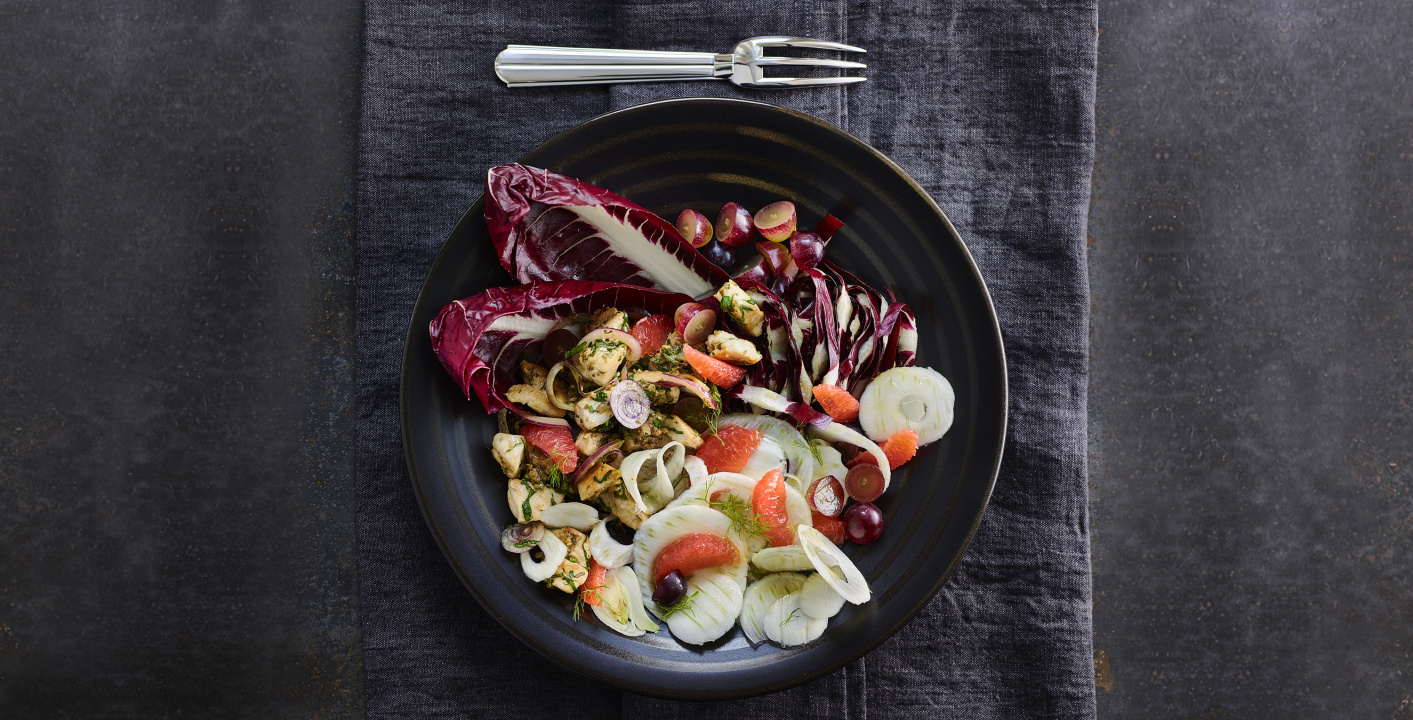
[400,97,1007,700]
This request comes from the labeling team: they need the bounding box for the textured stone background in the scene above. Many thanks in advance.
[0,1,363,716]
[2,0,1410,717]
[1088,2,1413,717]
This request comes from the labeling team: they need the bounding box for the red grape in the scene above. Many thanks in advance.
[807,475,845,517]
[842,502,884,544]
[844,463,885,503]
[755,200,797,242]
[715,203,754,247]
[755,240,791,275]
[701,240,736,269]
[652,569,688,606]
[676,208,713,247]
[789,231,825,271]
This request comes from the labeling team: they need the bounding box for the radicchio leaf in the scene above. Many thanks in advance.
[485,163,730,296]
[726,385,832,428]
[430,280,692,413]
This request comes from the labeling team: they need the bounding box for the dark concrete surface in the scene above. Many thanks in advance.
[1088,2,1413,717]
[0,1,364,717]
[4,0,1412,717]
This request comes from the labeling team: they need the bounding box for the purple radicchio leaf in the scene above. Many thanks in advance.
[485,163,730,296]
[735,278,816,403]
[814,260,917,394]
[429,280,692,413]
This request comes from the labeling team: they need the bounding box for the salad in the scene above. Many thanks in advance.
[430,163,956,646]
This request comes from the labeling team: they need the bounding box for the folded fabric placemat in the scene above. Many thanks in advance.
[356,2,1098,718]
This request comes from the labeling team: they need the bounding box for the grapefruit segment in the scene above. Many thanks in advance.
[813,383,860,423]
[694,425,762,474]
[519,424,578,474]
[630,314,674,357]
[683,345,747,388]
[650,532,740,586]
[752,469,794,547]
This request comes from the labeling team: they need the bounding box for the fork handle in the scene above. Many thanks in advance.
[495,45,731,87]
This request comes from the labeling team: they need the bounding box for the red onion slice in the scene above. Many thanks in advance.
[633,371,719,410]
[575,327,643,366]
[544,361,581,412]
[507,405,571,428]
[575,440,625,482]
[609,380,651,429]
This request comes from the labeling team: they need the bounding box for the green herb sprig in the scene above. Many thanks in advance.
[796,438,825,466]
[657,590,700,620]
[545,466,572,495]
[705,482,769,541]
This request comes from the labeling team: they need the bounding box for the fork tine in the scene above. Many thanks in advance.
[750,37,867,53]
[752,57,867,70]
[744,76,868,88]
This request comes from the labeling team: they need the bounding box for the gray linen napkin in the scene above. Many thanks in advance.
[356,1,1098,718]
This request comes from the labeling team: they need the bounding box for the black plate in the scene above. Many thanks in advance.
[400,97,1007,700]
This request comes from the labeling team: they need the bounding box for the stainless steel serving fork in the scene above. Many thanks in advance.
[495,37,866,89]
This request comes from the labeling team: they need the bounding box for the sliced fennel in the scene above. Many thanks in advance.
[718,413,816,481]
[763,594,824,647]
[539,502,599,532]
[521,529,567,582]
[809,440,847,484]
[797,525,870,605]
[738,436,788,481]
[591,565,659,637]
[799,572,845,620]
[588,520,634,569]
[633,504,749,590]
[647,568,744,645]
[619,442,687,514]
[857,366,955,445]
[740,572,807,645]
[752,545,815,573]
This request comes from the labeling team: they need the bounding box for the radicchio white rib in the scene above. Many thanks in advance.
[485,164,730,296]
[726,385,832,428]
[429,280,692,414]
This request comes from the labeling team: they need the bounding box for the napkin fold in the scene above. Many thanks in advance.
[357,2,1098,718]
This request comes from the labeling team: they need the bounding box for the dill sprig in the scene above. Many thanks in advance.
[686,404,723,437]
[706,482,769,541]
[795,438,824,466]
[657,590,700,620]
[545,466,572,495]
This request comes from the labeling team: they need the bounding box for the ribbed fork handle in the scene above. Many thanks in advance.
[495,45,730,87]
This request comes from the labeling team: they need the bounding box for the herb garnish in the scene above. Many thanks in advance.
[546,466,572,494]
[796,438,825,466]
[705,481,768,541]
[519,480,535,521]
[573,583,603,622]
[657,590,700,620]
